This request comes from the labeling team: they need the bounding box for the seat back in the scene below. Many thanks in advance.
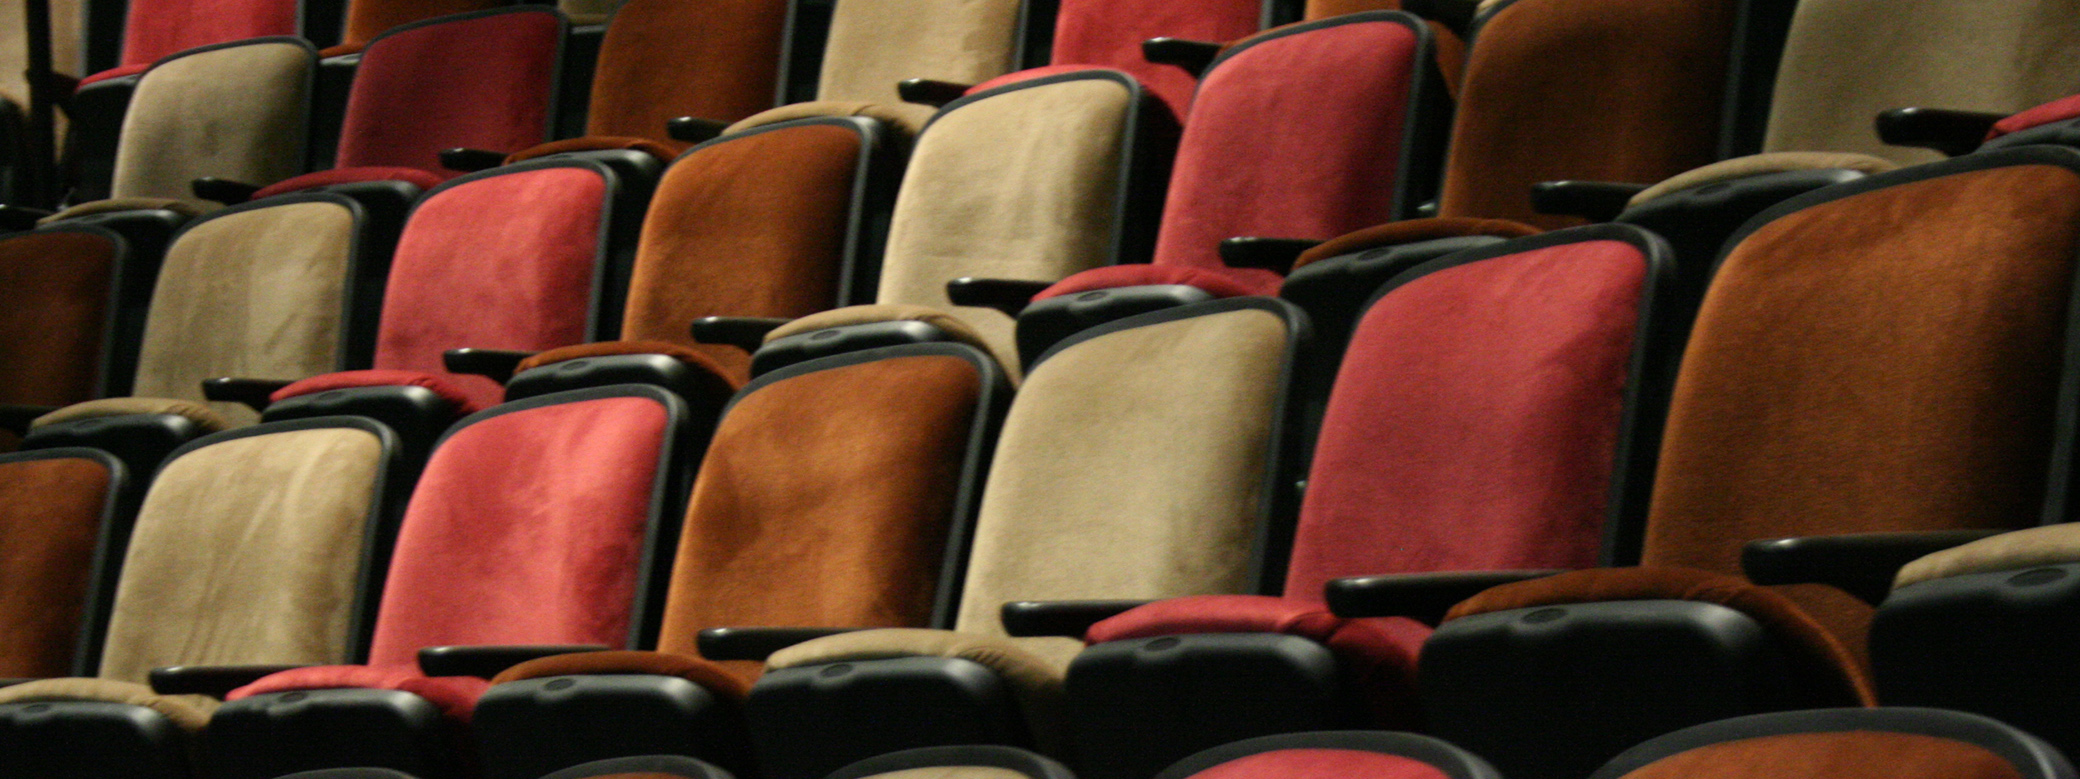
[585,0,787,138]
[1154,732,1503,779]
[0,448,125,678]
[1046,0,1266,115]
[332,0,508,54]
[1590,708,2075,779]
[0,225,127,415]
[812,0,1023,105]
[116,0,297,70]
[334,7,564,178]
[112,37,314,200]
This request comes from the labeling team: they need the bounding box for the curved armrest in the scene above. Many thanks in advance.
[416,645,609,679]
[201,377,295,412]
[1142,38,1224,78]
[150,664,313,698]
[690,317,790,353]
[443,348,537,381]
[1324,570,1569,624]
[1001,600,1154,638]
[667,117,729,144]
[945,277,1053,318]
[439,148,508,174]
[696,627,867,662]
[898,78,975,107]
[1530,180,1650,222]
[1875,107,2006,157]
[1742,530,2006,605]
[0,404,58,436]
[191,177,261,205]
[0,204,54,231]
[1218,237,1323,273]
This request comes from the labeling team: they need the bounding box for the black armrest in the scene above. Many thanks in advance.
[667,116,730,144]
[1742,530,2007,605]
[438,148,508,173]
[696,627,865,662]
[0,404,58,436]
[1218,237,1323,273]
[200,377,295,412]
[416,645,609,679]
[1142,38,1223,78]
[945,277,1053,318]
[149,664,312,698]
[1001,600,1154,638]
[1401,0,1480,34]
[1530,180,1651,222]
[690,316,790,353]
[0,204,54,231]
[1875,107,2006,157]
[442,348,537,381]
[191,177,261,205]
[1324,570,1569,624]
[897,78,975,107]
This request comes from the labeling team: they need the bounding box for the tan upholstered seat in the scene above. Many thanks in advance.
[108,37,313,201]
[816,0,1021,107]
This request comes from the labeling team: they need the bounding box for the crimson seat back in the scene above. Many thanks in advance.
[1044,0,1269,117]
[109,0,298,75]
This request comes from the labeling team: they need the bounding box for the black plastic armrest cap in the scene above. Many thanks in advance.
[1401,0,1480,33]
[191,177,262,205]
[697,627,865,662]
[442,348,538,380]
[200,377,296,412]
[438,147,508,173]
[0,404,58,436]
[1001,600,1154,638]
[1742,530,2007,605]
[416,645,610,679]
[1324,570,1569,624]
[897,78,975,107]
[690,317,791,353]
[1875,107,2007,157]
[667,116,730,144]
[1142,38,1223,78]
[945,277,1054,318]
[1529,180,1650,222]
[149,664,312,698]
[1218,237,1323,273]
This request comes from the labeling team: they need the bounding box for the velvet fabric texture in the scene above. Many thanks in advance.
[98,426,387,683]
[1765,0,2080,165]
[271,369,487,414]
[333,8,561,179]
[506,136,682,165]
[1644,163,2080,574]
[656,356,983,685]
[228,665,490,720]
[585,0,784,133]
[1153,17,1420,291]
[1184,749,1453,779]
[1049,0,1259,117]
[1893,524,2080,589]
[1446,568,1876,706]
[1993,95,2080,138]
[255,167,446,199]
[1032,265,1266,300]
[619,123,866,382]
[32,397,230,432]
[112,38,311,200]
[816,0,1020,105]
[727,102,936,137]
[1627,153,1899,207]
[363,396,668,667]
[0,456,113,677]
[491,649,750,701]
[113,0,295,70]
[876,74,1137,366]
[768,628,1070,751]
[133,201,359,425]
[1438,0,1737,229]
[330,0,507,56]
[517,341,739,388]
[0,678,218,731]
[1291,218,1541,270]
[1283,239,1645,600]
[1614,732,2026,779]
[954,308,1290,639]
[764,305,994,355]
[43,196,214,221]
[374,167,608,409]
[0,231,117,407]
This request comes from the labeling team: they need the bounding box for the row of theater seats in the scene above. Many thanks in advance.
[6,0,2080,777]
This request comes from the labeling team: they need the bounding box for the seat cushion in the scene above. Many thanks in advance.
[1034,265,1275,300]
[727,102,934,137]
[1893,524,2080,589]
[1991,95,2080,139]
[43,197,215,222]
[1613,731,2027,779]
[489,649,751,701]
[1627,152,1899,208]
[270,370,488,414]
[506,136,684,165]
[769,628,1069,746]
[253,167,446,199]
[0,678,217,731]
[1291,218,1542,270]
[1176,749,1456,779]
[227,664,491,720]
[32,397,231,432]
[764,304,993,354]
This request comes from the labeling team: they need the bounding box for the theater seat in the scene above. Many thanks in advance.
[1152,731,1501,779]
[0,447,126,679]
[1589,708,2074,779]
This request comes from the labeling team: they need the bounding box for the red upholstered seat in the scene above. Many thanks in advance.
[1047,0,1262,117]
[1990,95,2080,139]
[81,0,298,84]
[1153,732,1500,779]
[1178,749,1454,779]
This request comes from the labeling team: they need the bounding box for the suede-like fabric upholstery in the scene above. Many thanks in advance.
[0,231,118,407]
[507,136,683,165]
[112,39,311,200]
[32,397,231,432]
[1893,524,2080,589]
[877,74,1137,365]
[764,304,993,356]
[1439,0,1737,229]
[1615,732,2026,779]
[490,649,750,701]
[115,0,295,68]
[1993,95,2080,138]
[1050,0,1259,117]
[98,426,386,683]
[517,342,740,389]
[374,167,608,409]
[271,369,486,414]
[0,678,217,731]
[727,102,935,137]
[620,123,866,382]
[1765,0,2080,165]
[1154,18,1420,290]
[857,769,1028,779]
[255,167,447,199]
[586,0,784,134]
[769,628,1068,751]
[364,396,668,667]
[1644,164,2080,574]
[0,456,114,677]
[228,665,489,720]
[332,0,507,55]
[1032,265,1265,300]
[1185,749,1453,779]
[656,356,983,685]
[133,201,359,425]
[1291,218,1542,270]
[816,0,1021,105]
[954,308,1290,639]
[1628,153,1899,207]
[335,9,561,178]
[1284,239,1645,600]
[1447,568,1876,706]
[44,197,214,222]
